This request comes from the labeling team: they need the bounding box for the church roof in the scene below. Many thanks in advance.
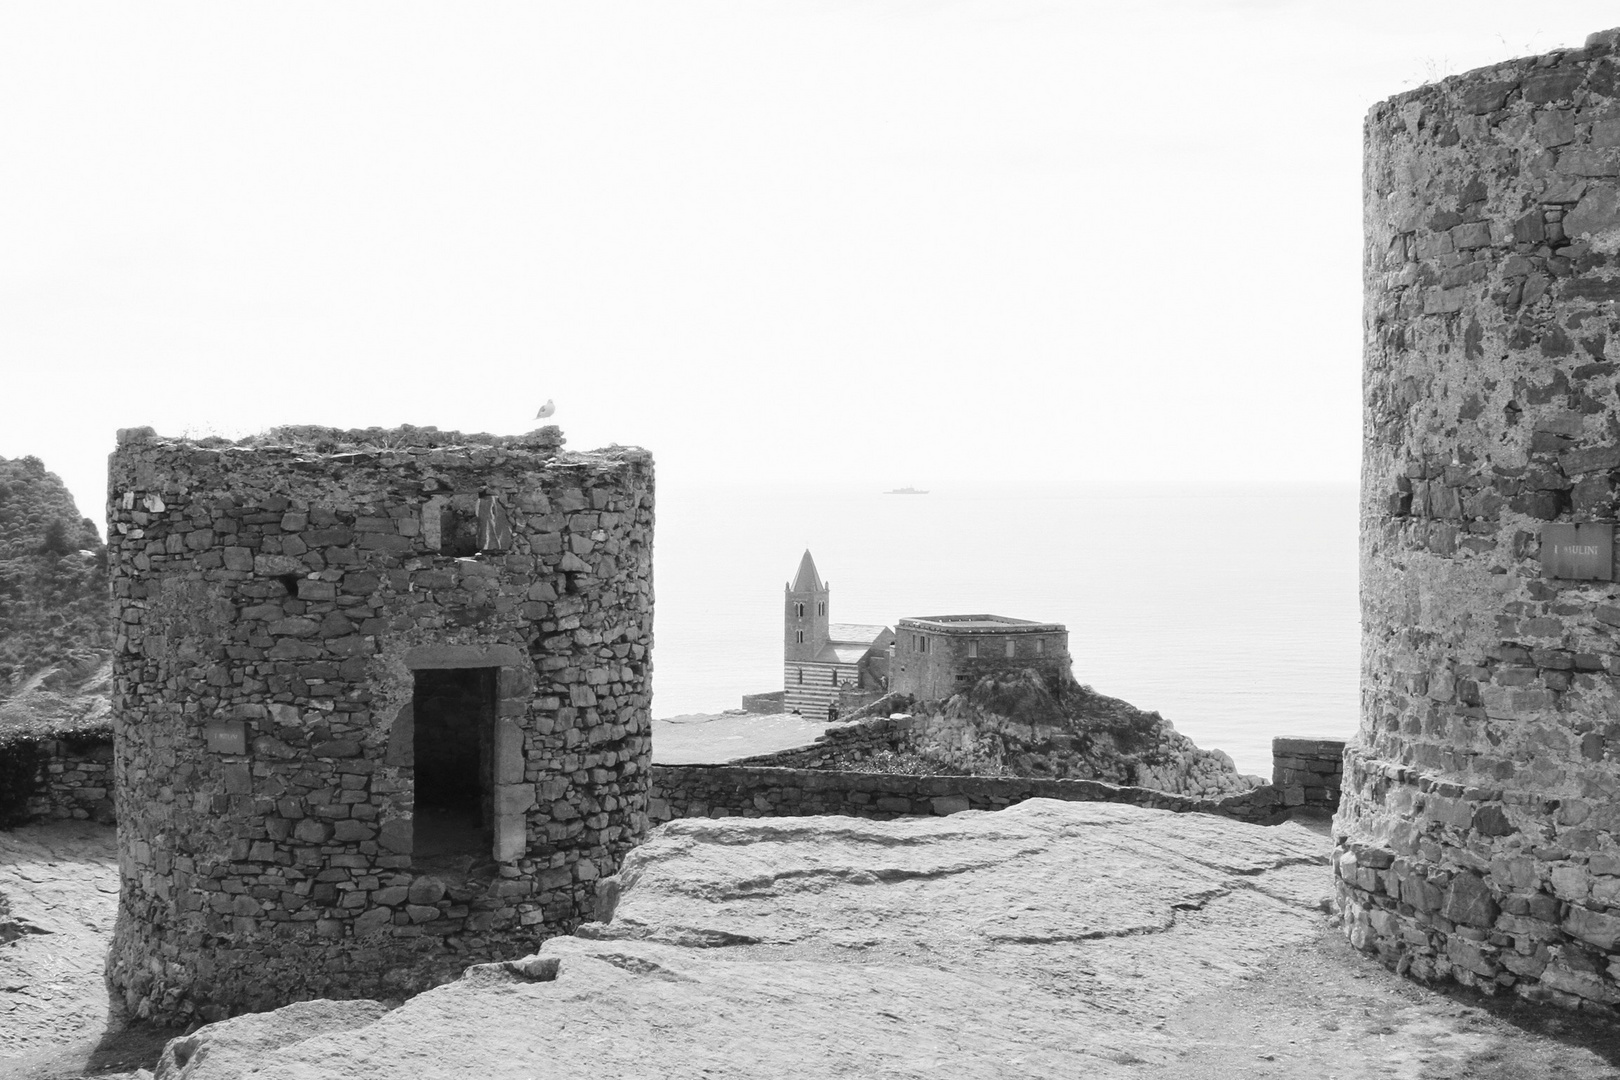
[788,549,823,593]
[813,643,872,666]
[828,623,891,646]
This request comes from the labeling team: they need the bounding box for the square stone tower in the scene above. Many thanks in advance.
[104,425,653,1024]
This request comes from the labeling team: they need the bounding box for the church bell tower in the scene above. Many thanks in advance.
[784,549,830,663]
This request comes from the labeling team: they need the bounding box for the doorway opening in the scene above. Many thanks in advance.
[411,667,497,869]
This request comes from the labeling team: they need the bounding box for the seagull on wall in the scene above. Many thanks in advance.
[535,398,556,420]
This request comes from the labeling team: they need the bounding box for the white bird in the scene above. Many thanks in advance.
[534,398,555,420]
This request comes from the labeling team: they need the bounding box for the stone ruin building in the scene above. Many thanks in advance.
[1340,26,1620,1009]
[103,425,653,1023]
[892,615,1070,701]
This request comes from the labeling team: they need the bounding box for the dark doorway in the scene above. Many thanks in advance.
[412,667,496,869]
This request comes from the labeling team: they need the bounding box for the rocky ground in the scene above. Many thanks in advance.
[4,806,1620,1079]
[0,822,176,1080]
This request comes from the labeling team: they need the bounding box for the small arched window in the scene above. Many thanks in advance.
[796,630,805,643]
[795,602,805,617]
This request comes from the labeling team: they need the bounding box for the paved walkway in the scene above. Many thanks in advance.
[651,711,833,764]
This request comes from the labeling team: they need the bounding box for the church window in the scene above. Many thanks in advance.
[967,641,978,659]
[817,601,825,615]
[796,630,805,643]
[797,669,804,684]
[795,602,805,617]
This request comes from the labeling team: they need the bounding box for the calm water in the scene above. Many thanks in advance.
[651,481,1359,776]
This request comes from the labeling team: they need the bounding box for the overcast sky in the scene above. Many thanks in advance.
[4,2,1618,521]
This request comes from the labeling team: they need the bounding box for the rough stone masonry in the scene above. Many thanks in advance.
[1341,26,1620,1010]
[103,425,653,1024]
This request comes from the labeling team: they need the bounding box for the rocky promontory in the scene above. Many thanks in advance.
[739,671,1263,799]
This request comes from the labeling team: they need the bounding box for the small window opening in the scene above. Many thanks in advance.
[795,602,805,617]
[276,573,301,596]
[797,669,804,684]
[967,641,978,659]
[796,629,805,643]
[440,505,481,558]
[817,601,825,615]
[1005,640,1015,658]
[1036,639,1045,655]
[411,667,497,870]
[955,672,972,685]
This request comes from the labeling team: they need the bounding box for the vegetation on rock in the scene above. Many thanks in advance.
[0,455,111,733]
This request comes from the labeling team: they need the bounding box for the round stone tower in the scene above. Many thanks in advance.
[105,425,653,1023]
[1339,27,1620,1009]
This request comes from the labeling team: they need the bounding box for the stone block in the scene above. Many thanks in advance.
[222,763,253,795]
[1442,872,1498,928]
[353,907,393,938]
[493,718,525,785]
[1563,905,1620,950]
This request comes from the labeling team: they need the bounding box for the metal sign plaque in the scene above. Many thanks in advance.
[1542,522,1614,581]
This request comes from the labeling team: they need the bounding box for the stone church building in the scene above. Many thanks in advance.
[782,551,893,716]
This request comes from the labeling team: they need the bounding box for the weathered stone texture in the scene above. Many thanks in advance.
[1342,26,1620,1010]
[104,425,653,1024]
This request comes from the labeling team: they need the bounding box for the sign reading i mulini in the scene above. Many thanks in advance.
[1540,522,1614,581]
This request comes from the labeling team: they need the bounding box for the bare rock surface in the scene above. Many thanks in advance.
[163,800,1334,1078]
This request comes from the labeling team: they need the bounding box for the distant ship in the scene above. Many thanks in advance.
[883,486,929,495]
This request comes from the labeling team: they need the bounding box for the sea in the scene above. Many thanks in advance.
[650,480,1360,778]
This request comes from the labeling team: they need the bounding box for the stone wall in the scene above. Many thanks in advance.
[649,764,1295,825]
[0,724,115,826]
[1341,26,1620,1010]
[1273,737,1345,810]
[739,690,784,714]
[104,425,653,1024]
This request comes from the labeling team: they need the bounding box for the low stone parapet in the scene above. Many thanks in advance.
[648,764,1292,825]
[0,724,115,827]
[739,690,784,713]
[1271,736,1346,810]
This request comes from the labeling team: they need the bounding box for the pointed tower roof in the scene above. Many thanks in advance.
[789,549,823,593]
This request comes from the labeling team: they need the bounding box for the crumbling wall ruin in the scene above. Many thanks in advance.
[1340,27,1620,1010]
[105,425,653,1023]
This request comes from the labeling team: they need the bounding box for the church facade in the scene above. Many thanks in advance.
[782,550,894,716]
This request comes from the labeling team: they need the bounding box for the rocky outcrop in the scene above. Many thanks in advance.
[763,671,1261,798]
[155,799,1329,1079]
